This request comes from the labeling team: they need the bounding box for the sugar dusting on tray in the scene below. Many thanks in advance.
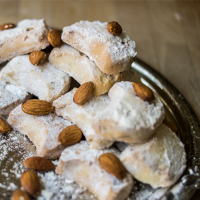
[0,130,35,199]
[0,127,181,200]
[0,129,93,200]
[0,127,173,200]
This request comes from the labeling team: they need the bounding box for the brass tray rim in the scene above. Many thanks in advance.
[133,59,200,199]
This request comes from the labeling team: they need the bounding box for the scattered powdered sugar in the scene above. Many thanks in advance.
[37,171,88,200]
[0,128,181,200]
[0,130,35,199]
[0,128,93,200]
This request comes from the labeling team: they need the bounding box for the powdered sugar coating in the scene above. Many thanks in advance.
[93,81,165,143]
[108,81,164,129]
[108,81,134,101]
[50,44,101,83]
[120,124,187,188]
[60,141,119,164]
[62,21,137,74]
[0,82,31,116]
[53,88,113,149]
[0,19,48,44]
[0,19,50,63]
[0,55,71,102]
[49,44,140,96]
[56,141,133,200]
[7,105,74,159]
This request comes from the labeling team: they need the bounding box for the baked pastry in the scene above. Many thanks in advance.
[0,82,31,116]
[0,19,49,64]
[56,141,133,200]
[62,21,137,75]
[53,88,113,149]
[93,81,165,144]
[7,104,74,159]
[49,44,140,96]
[0,55,71,102]
[120,124,186,188]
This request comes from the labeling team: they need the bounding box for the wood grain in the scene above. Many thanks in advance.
[0,1,200,199]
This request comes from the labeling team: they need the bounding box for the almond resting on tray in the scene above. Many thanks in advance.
[0,19,186,200]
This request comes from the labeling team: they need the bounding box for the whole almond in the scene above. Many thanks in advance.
[21,99,54,116]
[107,21,122,35]
[12,189,31,200]
[99,153,126,179]
[24,156,56,171]
[21,170,41,197]
[73,81,94,105]
[163,119,178,134]
[0,117,11,134]
[58,125,82,146]
[132,82,155,102]
[48,29,62,47]
[29,51,46,66]
[0,23,16,30]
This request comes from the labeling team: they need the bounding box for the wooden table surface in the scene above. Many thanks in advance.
[0,0,200,199]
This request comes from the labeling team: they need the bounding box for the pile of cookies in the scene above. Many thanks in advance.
[0,19,186,200]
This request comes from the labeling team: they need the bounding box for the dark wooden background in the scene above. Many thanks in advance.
[0,0,200,199]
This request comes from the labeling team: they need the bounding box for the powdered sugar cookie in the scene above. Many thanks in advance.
[0,82,32,116]
[49,44,140,96]
[0,55,71,102]
[0,19,49,64]
[62,21,136,75]
[120,124,186,188]
[93,81,165,144]
[53,88,113,149]
[7,104,74,159]
[56,141,133,200]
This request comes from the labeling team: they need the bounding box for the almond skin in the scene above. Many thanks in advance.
[132,82,155,102]
[163,119,178,134]
[58,125,82,146]
[99,153,126,179]
[12,189,31,200]
[22,99,54,116]
[107,21,122,35]
[24,156,56,171]
[0,117,11,134]
[48,29,62,47]
[29,51,46,66]
[21,170,41,197]
[73,81,94,105]
[0,23,16,30]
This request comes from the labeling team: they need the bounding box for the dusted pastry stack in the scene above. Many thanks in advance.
[0,20,186,200]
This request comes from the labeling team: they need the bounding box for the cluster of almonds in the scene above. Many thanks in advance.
[11,157,55,199]
[0,21,177,200]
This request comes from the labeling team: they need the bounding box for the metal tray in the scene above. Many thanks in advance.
[132,59,200,200]
[0,59,200,200]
